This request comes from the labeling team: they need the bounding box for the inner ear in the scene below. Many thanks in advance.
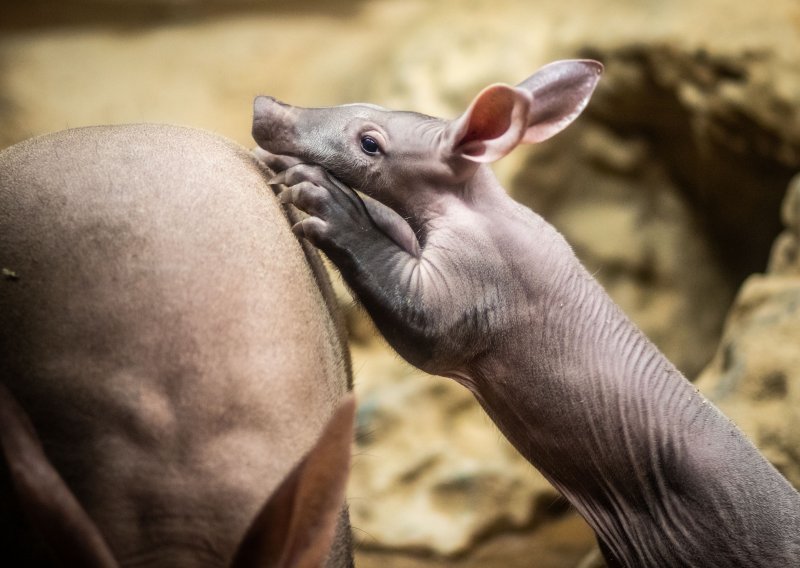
[449,84,531,163]
[457,87,516,145]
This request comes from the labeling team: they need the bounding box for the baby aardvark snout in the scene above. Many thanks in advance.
[252,95,300,156]
[253,94,283,114]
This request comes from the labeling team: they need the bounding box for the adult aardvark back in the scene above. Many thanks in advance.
[0,124,355,567]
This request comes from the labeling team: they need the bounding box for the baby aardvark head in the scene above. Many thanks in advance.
[252,59,602,211]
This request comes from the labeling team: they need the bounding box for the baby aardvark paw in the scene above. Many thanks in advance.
[252,147,303,172]
[268,164,373,249]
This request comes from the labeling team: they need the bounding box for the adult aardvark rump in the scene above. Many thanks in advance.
[0,124,355,567]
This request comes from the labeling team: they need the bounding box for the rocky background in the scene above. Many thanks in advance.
[2,1,799,566]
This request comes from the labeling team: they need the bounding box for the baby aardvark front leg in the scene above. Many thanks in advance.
[268,164,447,368]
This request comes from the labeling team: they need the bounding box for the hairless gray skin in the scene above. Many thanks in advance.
[252,60,800,566]
[0,124,355,567]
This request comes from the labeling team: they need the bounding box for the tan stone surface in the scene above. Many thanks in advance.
[349,341,559,555]
[355,511,596,568]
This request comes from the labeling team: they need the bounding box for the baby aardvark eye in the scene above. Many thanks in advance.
[360,135,381,156]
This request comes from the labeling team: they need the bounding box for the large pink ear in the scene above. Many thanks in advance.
[447,83,533,163]
[0,383,119,568]
[230,395,355,568]
[517,59,603,143]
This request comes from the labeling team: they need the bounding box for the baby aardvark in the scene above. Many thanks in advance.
[252,59,800,566]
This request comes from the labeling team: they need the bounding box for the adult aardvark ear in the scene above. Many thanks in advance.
[447,59,603,163]
[230,395,355,568]
[0,382,119,567]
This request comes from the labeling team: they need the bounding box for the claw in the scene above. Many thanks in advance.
[268,171,287,186]
[251,147,271,162]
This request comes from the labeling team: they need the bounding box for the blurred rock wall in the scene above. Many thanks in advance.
[2,1,799,566]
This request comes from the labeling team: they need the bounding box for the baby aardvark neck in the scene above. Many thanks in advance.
[466,261,800,566]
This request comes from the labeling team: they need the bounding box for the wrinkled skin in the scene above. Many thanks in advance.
[253,60,800,566]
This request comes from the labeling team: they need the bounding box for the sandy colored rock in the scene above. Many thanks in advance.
[697,274,800,486]
[584,44,800,283]
[348,340,561,555]
[355,511,597,568]
[769,174,800,275]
